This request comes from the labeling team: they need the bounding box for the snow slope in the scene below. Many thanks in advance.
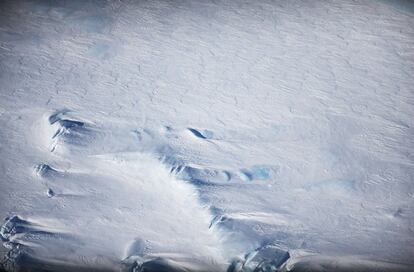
[0,0,413,271]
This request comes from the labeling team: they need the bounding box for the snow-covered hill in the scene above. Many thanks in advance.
[0,0,413,271]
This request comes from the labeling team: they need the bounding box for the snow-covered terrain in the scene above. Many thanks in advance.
[0,0,413,271]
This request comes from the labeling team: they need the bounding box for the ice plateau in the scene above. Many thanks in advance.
[0,0,414,271]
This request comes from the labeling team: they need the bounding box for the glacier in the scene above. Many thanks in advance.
[0,0,413,271]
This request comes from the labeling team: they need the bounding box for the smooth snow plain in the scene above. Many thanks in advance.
[0,0,413,271]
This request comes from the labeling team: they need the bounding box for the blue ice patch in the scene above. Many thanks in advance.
[187,128,214,139]
[239,169,253,181]
[239,166,271,181]
[250,166,270,180]
[202,129,214,139]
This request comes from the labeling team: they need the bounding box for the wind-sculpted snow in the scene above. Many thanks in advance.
[0,108,233,271]
[1,0,414,271]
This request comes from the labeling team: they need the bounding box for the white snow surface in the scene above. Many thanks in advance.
[0,0,413,271]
